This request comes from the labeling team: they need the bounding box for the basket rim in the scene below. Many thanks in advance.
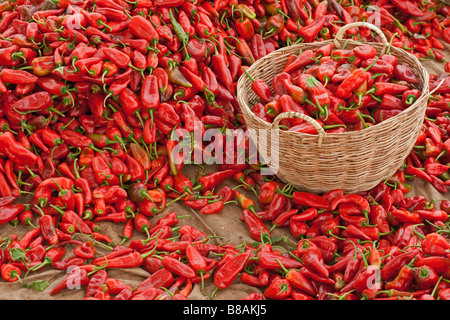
[236,39,430,139]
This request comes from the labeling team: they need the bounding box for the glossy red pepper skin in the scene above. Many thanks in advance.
[293,192,330,209]
[242,209,270,242]
[0,204,25,226]
[214,250,251,289]
[263,278,292,299]
[128,15,159,44]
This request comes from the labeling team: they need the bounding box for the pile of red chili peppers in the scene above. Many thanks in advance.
[0,0,449,301]
[248,43,425,132]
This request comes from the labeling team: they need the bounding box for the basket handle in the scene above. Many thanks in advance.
[429,78,445,96]
[272,111,326,147]
[334,22,390,55]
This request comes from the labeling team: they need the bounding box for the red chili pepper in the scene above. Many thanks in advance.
[414,265,439,290]
[420,233,450,256]
[234,189,257,213]
[213,250,251,290]
[298,73,330,116]
[242,69,274,104]
[301,247,329,278]
[283,49,315,74]
[50,265,90,296]
[298,16,326,42]
[211,53,235,96]
[393,64,420,84]
[161,255,196,278]
[242,209,270,242]
[263,278,292,299]
[1,264,21,282]
[38,215,58,245]
[141,75,160,121]
[293,191,330,209]
[73,241,96,259]
[381,249,419,282]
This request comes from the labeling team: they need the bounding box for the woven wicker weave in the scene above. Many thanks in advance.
[237,22,431,194]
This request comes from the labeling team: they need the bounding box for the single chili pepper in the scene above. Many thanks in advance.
[0,132,38,166]
[242,69,274,104]
[298,265,335,286]
[292,191,330,209]
[50,265,90,296]
[1,264,21,282]
[105,278,133,296]
[259,181,282,205]
[258,250,303,271]
[213,250,251,290]
[317,59,338,87]
[128,15,159,45]
[73,241,96,260]
[271,208,299,228]
[95,250,144,269]
[281,268,316,297]
[369,204,390,234]
[263,278,292,300]
[132,268,175,297]
[393,64,420,84]
[234,189,257,213]
[185,244,207,289]
[298,73,330,116]
[350,264,382,294]
[161,255,196,279]
[235,17,255,42]
[330,194,370,215]
[420,232,450,256]
[298,16,326,42]
[389,207,422,224]
[414,265,440,290]
[283,50,315,74]
[1,68,38,85]
[211,53,235,96]
[335,68,368,99]
[266,192,287,221]
[38,214,58,245]
[404,165,432,183]
[425,163,449,177]
[301,247,329,278]
[417,209,447,222]
[242,209,270,242]
[195,169,239,192]
[140,74,160,121]
[199,200,225,215]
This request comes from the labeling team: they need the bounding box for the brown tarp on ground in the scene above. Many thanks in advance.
[0,44,449,300]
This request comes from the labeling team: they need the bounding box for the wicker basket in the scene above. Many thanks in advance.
[236,22,431,194]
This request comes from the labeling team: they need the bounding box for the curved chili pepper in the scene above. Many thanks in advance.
[39,214,58,245]
[50,265,90,296]
[213,250,251,290]
[1,264,21,282]
[283,50,315,74]
[263,278,292,299]
[211,53,235,96]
